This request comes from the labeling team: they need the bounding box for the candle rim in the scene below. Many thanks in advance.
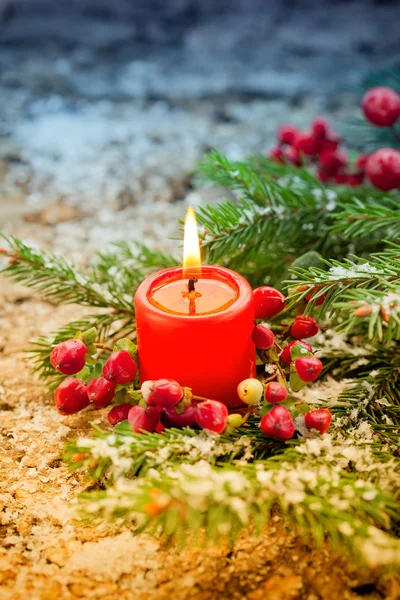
[135,264,254,322]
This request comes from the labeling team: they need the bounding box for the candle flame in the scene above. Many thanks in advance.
[183,207,201,277]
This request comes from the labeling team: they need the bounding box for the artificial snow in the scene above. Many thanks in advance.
[326,262,383,281]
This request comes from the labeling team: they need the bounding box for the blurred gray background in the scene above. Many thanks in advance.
[1,0,399,258]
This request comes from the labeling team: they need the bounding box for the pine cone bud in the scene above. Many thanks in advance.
[353,305,373,317]
[380,306,390,323]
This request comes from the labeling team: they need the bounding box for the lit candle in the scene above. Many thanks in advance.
[134,208,256,408]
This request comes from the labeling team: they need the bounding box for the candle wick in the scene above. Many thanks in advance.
[182,277,202,315]
[188,277,197,292]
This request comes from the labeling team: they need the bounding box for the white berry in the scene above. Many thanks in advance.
[237,378,263,406]
[141,380,154,402]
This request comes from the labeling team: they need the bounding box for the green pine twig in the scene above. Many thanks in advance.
[1,235,134,312]
[75,452,400,565]
[285,243,400,343]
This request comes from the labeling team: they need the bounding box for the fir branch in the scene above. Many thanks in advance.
[66,404,400,566]
[197,152,391,285]
[96,241,179,285]
[197,153,336,284]
[331,197,400,239]
[318,338,394,380]
[358,62,400,95]
[1,236,178,311]
[286,244,400,343]
[63,419,282,483]
[199,149,273,206]
[76,453,400,566]
[343,118,400,152]
[0,235,135,312]
[332,365,400,445]
[316,337,400,443]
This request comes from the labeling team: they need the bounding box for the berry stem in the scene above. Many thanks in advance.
[94,343,114,352]
[264,373,278,383]
[276,362,287,381]
[192,394,212,403]
[241,408,252,426]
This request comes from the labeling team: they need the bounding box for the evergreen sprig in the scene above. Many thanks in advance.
[75,438,400,565]
[197,151,397,286]
[285,244,400,343]
[0,235,135,311]
[331,197,400,239]
[63,419,273,482]
[1,236,178,312]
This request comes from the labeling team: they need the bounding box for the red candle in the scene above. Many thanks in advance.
[134,209,256,408]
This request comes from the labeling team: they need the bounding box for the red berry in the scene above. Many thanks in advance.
[252,324,275,349]
[269,146,300,166]
[319,133,340,154]
[280,340,313,365]
[355,154,369,171]
[319,150,347,176]
[305,287,326,306]
[334,172,348,184]
[366,149,400,191]
[103,350,137,384]
[305,408,332,434]
[264,382,288,404]
[345,173,364,187]
[295,356,323,382]
[128,405,159,433]
[162,404,197,429]
[282,146,301,166]
[260,405,295,441]
[362,87,400,127]
[291,315,319,339]
[54,378,90,415]
[107,403,132,425]
[253,286,286,319]
[268,147,285,163]
[277,124,299,146]
[196,400,228,434]
[87,377,116,408]
[311,118,329,139]
[50,339,86,375]
[317,170,330,183]
[294,133,318,156]
[147,378,183,409]
[155,420,166,434]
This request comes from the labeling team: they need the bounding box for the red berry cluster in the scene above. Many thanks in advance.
[268,86,400,191]
[269,118,365,186]
[50,337,231,434]
[130,379,229,434]
[261,404,332,441]
[361,87,400,191]
[247,285,331,440]
[51,339,138,416]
